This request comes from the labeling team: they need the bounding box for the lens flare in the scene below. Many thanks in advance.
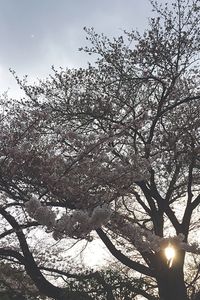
[165,243,176,268]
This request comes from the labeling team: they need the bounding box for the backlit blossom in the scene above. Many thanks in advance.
[25,198,112,240]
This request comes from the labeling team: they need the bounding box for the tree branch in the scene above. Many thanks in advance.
[0,207,91,300]
[96,228,154,277]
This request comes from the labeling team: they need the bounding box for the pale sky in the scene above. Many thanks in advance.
[0,0,157,97]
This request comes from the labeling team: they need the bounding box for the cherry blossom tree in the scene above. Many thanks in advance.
[1,0,200,299]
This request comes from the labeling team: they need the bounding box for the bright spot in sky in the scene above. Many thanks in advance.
[165,244,176,268]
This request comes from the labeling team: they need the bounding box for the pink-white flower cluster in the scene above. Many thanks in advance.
[111,213,200,255]
[25,198,200,254]
[25,197,112,240]
[136,229,200,254]
[134,230,187,253]
[25,197,56,228]
[179,240,200,254]
[113,220,163,252]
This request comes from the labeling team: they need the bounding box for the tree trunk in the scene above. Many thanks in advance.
[157,268,188,300]
[155,250,188,300]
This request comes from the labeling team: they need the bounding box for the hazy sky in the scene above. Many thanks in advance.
[0,0,155,97]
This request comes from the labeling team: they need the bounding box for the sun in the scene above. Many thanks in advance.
[164,243,176,268]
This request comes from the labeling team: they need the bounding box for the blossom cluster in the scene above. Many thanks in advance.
[25,197,56,228]
[25,198,200,254]
[179,240,200,254]
[25,197,112,240]
[111,214,200,255]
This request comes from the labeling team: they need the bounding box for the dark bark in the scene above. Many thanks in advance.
[157,269,188,300]
[0,207,93,300]
[155,251,188,300]
[194,291,200,300]
[96,228,155,277]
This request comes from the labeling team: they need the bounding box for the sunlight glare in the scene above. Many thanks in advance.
[164,244,176,268]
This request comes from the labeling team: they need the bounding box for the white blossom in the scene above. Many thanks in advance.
[180,241,200,254]
[25,197,41,218]
[25,197,55,228]
[90,204,112,228]
[111,213,200,254]
[33,206,56,228]
[53,205,112,240]
[0,156,6,163]
[53,214,71,240]
[27,204,112,240]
